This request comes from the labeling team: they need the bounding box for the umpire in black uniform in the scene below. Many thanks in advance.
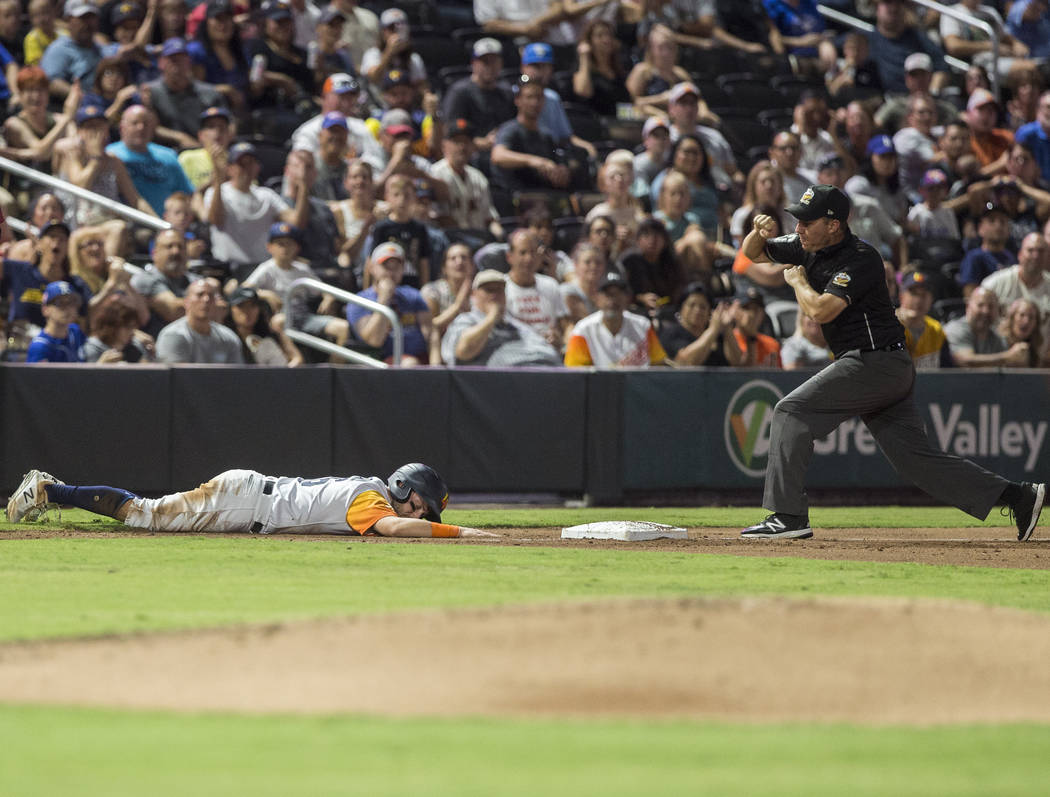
[738,184,1045,540]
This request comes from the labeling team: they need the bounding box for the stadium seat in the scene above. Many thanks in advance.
[238,136,289,184]
[563,103,608,142]
[552,216,585,252]
[765,300,800,338]
[932,297,966,324]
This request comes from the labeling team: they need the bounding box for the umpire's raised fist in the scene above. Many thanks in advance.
[752,214,777,238]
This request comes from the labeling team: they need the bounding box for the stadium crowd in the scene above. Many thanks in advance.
[2,0,1050,368]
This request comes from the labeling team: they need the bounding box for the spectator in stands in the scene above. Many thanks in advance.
[366,174,432,287]
[897,270,951,368]
[348,241,436,365]
[24,0,60,68]
[70,225,148,320]
[729,285,781,367]
[330,157,377,274]
[102,2,159,87]
[586,213,620,267]
[1016,90,1050,183]
[106,105,194,216]
[156,278,244,363]
[908,169,960,238]
[616,215,686,316]
[360,8,426,90]
[818,153,907,266]
[867,0,949,96]
[980,231,1050,340]
[791,90,839,176]
[441,38,516,162]
[2,67,77,173]
[2,221,90,333]
[370,107,439,190]
[0,0,21,68]
[188,0,249,113]
[428,118,500,240]
[277,150,344,283]
[893,94,940,197]
[245,0,315,109]
[764,0,837,74]
[1006,68,1044,132]
[92,57,141,128]
[332,0,378,70]
[944,286,1025,367]
[145,38,224,150]
[41,0,104,98]
[58,100,157,229]
[223,285,302,366]
[781,310,833,370]
[931,119,976,186]
[291,74,383,169]
[310,7,355,86]
[730,161,792,247]
[242,221,351,350]
[503,229,570,348]
[825,31,882,99]
[82,293,157,363]
[846,135,909,225]
[440,268,560,366]
[205,141,310,276]
[7,193,67,262]
[768,129,815,203]
[634,115,672,196]
[999,296,1050,366]
[131,228,194,337]
[664,82,737,188]
[649,134,720,240]
[423,242,475,339]
[560,242,605,323]
[940,0,1033,84]
[522,202,573,279]
[310,112,351,202]
[26,281,86,363]
[657,281,736,367]
[626,24,692,113]
[966,88,1014,174]
[491,76,570,193]
[958,203,1015,297]
[832,99,877,170]
[157,0,190,45]
[1006,0,1050,61]
[473,0,575,46]
[520,41,598,164]
[967,144,1050,228]
[564,270,668,368]
[731,205,794,303]
[570,18,629,116]
[654,170,716,280]
[587,151,646,244]
[177,105,233,193]
[872,53,956,140]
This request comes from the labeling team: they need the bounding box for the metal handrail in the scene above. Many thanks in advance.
[0,155,170,231]
[284,277,403,368]
[817,2,1000,100]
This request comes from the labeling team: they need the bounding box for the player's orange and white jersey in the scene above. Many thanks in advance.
[265,475,397,534]
[564,311,667,368]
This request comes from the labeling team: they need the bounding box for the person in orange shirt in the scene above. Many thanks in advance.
[730,286,782,367]
[966,88,1014,174]
[564,272,668,368]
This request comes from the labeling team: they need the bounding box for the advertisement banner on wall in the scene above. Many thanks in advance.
[623,370,1050,490]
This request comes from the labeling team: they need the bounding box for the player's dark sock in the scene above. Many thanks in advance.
[46,485,139,518]
[999,482,1023,507]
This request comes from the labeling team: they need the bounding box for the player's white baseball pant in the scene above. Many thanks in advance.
[123,469,275,532]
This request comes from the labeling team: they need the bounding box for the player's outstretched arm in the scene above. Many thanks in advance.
[371,516,499,538]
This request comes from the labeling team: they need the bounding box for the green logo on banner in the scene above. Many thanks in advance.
[724,380,783,478]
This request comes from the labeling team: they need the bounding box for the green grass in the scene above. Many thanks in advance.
[0,536,1046,642]
[1,507,1047,794]
[1,706,1049,797]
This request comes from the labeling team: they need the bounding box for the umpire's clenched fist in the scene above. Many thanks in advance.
[752,214,778,238]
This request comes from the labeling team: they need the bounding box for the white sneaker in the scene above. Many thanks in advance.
[6,470,63,523]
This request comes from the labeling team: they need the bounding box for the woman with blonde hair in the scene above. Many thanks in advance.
[330,158,378,275]
[422,242,475,337]
[729,160,793,246]
[999,298,1049,367]
[560,242,607,323]
[585,150,646,245]
[69,226,149,327]
[625,24,693,113]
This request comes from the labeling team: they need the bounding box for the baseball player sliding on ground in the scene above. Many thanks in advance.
[6,463,497,539]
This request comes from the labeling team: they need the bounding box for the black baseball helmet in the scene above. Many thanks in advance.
[387,463,449,522]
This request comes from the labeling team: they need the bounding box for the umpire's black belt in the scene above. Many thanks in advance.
[249,479,276,533]
[869,341,905,353]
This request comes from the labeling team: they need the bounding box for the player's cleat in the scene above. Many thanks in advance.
[1008,482,1045,542]
[741,513,813,539]
[6,469,63,523]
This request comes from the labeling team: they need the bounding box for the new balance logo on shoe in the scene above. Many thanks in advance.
[741,512,813,540]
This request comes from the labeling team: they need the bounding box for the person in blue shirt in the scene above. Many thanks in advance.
[105,104,194,214]
[40,0,105,97]
[1,220,92,330]
[1006,0,1050,60]
[1015,91,1050,183]
[520,42,598,164]
[26,281,86,362]
[347,241,435,365]
[764,0,837,73]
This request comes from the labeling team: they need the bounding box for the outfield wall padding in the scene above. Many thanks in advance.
[3,364,1048,500]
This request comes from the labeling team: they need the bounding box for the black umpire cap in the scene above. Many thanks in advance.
[387,463,449,522]
[786,184,851,223]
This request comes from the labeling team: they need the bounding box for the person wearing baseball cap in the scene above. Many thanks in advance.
[737,183,1044,542]
[25,281,87,363]
[439,268,561,366]
[360,6,424,89]
[289,73,384,167]
[564,270,668,368]
[965,86,1014,169]
[41,0,103,91]
[441,36,515,154]
[175,105,234,190]
[520,41,599,161]
[909,168,959,239]
[868,1,949,96]
[245,0,315,106]
[729,284,781,368]
[146,37,226,142]
[634,115,671,187]
[348,241,435,365]
[897,269,950,367]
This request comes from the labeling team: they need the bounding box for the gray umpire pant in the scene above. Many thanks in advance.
[764,348,1008,518]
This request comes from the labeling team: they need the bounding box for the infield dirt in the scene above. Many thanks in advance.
[1,525,1048,724]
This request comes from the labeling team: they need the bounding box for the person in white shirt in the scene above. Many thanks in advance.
[427,117,500,236]
[981,231,1050,341]
[502,228,570,348]
[564,271,668,367]
[290,73,384,169]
